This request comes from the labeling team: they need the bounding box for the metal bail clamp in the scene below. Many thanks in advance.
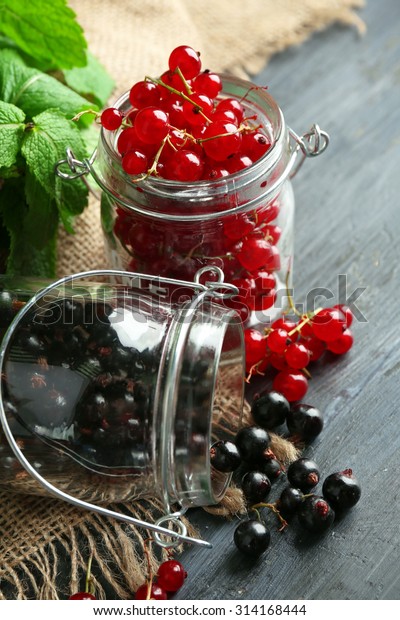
[289,124,330,179]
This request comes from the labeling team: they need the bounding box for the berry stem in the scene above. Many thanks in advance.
[71,109,100,123]
[84,554,94,595]
[251,502,288,532]
[287,308,323,338]
[285,268,302,317]
[145,76,212,123]
[175,67,193,95]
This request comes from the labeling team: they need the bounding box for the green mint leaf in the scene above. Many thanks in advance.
[0,178,56,277]
[0,100,25,167]
[0,0,87,70]
[0,49,96,124]
[64,51,115,108]
[21,109,89,228]
[24,169,58,250]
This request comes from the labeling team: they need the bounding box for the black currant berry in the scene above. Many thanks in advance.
[210,440,241,472]
[241,471,271,503]
[259,458,284,481]
[322,469,361,511]
[251,390,290,429]
[286,404,323,442]
[297,495,335,533]
[277,486,303,520]
[234,519,271,556]
[287,457,320,492]
[234,426,270,464]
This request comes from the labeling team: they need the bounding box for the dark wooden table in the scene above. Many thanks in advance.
[176,0,400,601]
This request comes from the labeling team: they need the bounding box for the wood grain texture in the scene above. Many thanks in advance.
[176,0,400,601]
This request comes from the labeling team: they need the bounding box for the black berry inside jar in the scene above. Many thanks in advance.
[0,273,244,507]
[96,46,296,328]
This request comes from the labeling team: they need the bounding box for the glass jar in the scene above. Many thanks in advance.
[74,75,328,327]
[0,270,244,533]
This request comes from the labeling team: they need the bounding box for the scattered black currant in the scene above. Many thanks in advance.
[210,440,241,472]
[276,486,303,520]
[259,457,284,482]
[287,457,320,492]
[234,425,270,464]
[297,495,335,534]
[286,404,324,442]
[241,471,272,503]
[251,390,290,429]
[322,469,361,511]
[234,519,271,556]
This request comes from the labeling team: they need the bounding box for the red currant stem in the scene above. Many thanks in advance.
[285,268,302,317]
[132,135,170,183]
[239,84,268,104]
[145,75,212,122]
[71,109,99,123]
[175,66,193,95]
[245,361,265,384]
[251,502,288,531]
[287,307,323,337]
[84,554,94,594]
[185,236,205,259]
[302,366,312,379]
[198,123,248,144]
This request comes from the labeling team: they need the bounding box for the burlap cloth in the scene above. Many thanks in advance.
[0,0,365,599]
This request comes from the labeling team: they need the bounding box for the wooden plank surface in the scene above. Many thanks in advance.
[176,0,400,601]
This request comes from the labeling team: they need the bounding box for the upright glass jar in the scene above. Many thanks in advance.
[93,76,301,327]
[0,270,244,532]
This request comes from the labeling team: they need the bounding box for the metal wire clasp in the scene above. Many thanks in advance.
[289,124,330,179]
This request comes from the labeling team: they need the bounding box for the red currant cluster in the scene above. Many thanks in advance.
[100,45,271,181]
[244,304,354,401]
[135,559,187,600]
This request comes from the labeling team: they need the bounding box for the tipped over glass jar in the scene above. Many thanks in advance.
[0,269,244,542]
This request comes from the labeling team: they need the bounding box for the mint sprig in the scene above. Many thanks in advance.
[0,0,87,70]
[0,3,114,278]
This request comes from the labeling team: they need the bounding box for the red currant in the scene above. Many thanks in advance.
[215,98,244,124]
[193,70,222,98]
[242,131,271,159]
[284,342,311,369]
[226,154,253,173]
[312,308,345,342]
[334,304,353,328]
[129,80,161,109]
[273,370,309,402]
[168,45,202,79]
[157,560,187,592]
[134,107,169,145]
[182,93,213,126]
[244,328,266,366]
[117,126,157,158]
[202,121,242,161]
[163,150,204,181]
[223,214,255,241]
[237,237,273,271]
[135,583,168,600]
[266,328,288,354]
[69,592,96,600]
[121,150,148,175]
[326,329,354,354]
[264,224,282,244]
[159,70,188,98]
[300,336,326,362]
[100,107,123,131]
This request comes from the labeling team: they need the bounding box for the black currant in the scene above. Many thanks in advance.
[277,486,303,520]
[259,457,284,481]
[287,457,320,492]
[322,469,361,511]
[234,426,270,464]
[210,440,241,472]
[297,495,335,533]
[241,471,271,503]
[286,404,323,442]
[251,390,290,429]
[234,519,271,556]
